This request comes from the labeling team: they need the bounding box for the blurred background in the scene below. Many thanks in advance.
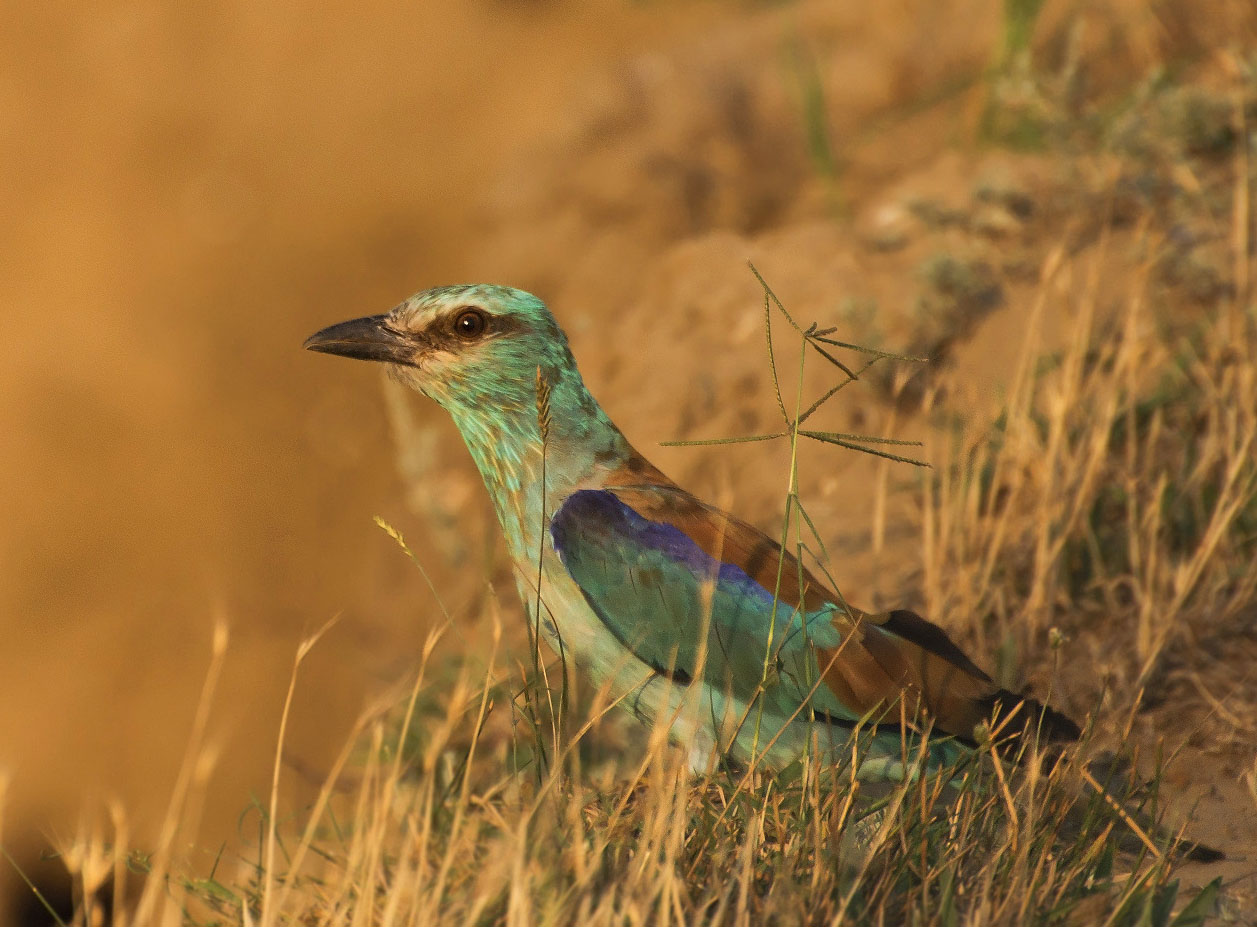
[2,1,1254,921]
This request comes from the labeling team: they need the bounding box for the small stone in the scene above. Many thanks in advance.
[859,201,916,251]
[972,203,1023,238]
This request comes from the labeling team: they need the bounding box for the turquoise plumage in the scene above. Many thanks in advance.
[305,284,1079,776]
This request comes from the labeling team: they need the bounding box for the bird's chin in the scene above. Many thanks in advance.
[386,362,453,407]
[385,361,425,389]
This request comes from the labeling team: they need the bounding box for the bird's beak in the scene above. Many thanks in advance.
[303,314,416,366]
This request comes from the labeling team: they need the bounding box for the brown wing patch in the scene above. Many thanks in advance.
[816,609,1006,742]
[604,482,833,612]
[819,611,1079,744]
[602,451,673,486]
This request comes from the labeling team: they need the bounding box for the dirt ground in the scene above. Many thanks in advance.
[2,0,1255,921]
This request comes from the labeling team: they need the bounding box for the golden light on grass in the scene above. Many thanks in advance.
[44,257,1250,924]
[9,4,1255,924]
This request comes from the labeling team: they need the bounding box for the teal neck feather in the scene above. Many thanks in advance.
[444,359,631,564]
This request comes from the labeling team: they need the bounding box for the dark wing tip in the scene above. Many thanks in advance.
[982,691,1082,743]
[1182,841,1227,863]
[882,609,994,683]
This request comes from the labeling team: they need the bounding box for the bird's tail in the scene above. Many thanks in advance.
[1073,754,1226,863]
[971,698,1223,863]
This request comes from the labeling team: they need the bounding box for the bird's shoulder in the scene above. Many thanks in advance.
[561,476,835,614]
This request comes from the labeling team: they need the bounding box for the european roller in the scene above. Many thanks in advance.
[305,284,1080,779]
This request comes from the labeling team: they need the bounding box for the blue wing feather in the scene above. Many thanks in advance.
[550,489,844,709]
[550,488,1078,751]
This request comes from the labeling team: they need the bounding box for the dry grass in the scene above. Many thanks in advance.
[13,15,1257,927]
[47,650,1224,926]
[28,252,1255,926]
[922,244,1257,695]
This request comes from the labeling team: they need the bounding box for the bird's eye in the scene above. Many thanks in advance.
[453,307,487,340]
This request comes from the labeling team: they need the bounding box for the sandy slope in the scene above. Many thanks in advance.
[2,0,1253,918]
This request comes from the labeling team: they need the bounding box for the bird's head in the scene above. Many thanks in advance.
[304,284,577,414]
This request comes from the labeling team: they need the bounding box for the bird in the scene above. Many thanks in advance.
[304,284,1081,780]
